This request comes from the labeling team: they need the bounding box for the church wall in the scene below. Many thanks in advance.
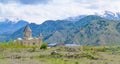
[16,25,42,46]
[17,38,42,46]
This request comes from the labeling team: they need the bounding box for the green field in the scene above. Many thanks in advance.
[0,42,120,64]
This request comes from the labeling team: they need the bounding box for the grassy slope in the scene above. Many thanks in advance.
[0,43,120,64]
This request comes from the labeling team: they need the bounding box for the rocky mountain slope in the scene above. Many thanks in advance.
[1,11,120,45]
[9,15,120,46]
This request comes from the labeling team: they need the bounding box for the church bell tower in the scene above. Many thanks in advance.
[23,25,32,40]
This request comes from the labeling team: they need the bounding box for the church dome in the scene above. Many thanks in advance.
[24,25,32,32]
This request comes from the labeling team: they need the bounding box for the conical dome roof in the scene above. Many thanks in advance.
[24,25,32,32]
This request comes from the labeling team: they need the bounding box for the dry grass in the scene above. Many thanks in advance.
[0,46,120,64]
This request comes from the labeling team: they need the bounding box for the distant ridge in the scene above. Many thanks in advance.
[1,11,120,45]
[9,15,120,46]
[0,19,28,41]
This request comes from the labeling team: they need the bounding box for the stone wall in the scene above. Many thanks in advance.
[16,38,42,46]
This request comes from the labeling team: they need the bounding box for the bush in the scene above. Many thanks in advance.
[40,43,48,49]
[80,52,98,60]
[75,61,79,64]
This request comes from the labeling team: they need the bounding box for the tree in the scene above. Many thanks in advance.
[40,43,48,49]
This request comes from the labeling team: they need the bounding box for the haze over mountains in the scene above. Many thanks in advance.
[0,19,28,41]
[1,11,120,46]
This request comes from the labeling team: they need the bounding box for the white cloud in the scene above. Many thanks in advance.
[0,0,120,24]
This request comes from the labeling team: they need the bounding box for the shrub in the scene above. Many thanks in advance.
[40,43,48,49]
[75,61,79,64]
[80,52,98,60]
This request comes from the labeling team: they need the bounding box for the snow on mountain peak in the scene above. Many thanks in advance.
[0,16,21,23]
[95,11,120,20]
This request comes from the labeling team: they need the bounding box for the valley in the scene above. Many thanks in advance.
[1,0,120,64]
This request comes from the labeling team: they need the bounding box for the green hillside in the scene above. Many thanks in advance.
[9,15,120,46]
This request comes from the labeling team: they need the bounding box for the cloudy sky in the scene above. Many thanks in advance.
[0,0,120,24]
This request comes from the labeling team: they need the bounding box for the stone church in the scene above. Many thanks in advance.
[16,25,42,46]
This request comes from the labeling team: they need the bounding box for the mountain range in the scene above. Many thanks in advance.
[0,19,28,41]
[1,11,120,46]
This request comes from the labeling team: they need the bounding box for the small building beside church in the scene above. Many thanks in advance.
[16,25,42,46]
